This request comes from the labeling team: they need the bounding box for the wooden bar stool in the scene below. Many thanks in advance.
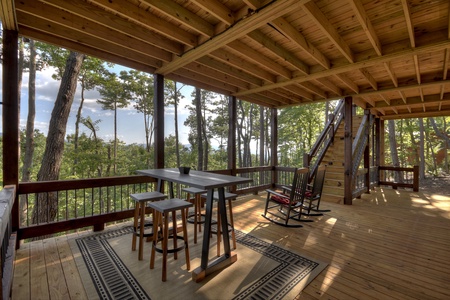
[201,191,237,256]
[182,187,207,244]
[148,198,193,282]
[130,191,167,260]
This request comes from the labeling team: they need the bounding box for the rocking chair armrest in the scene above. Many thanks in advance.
[265,189,289,199]
[281,185,292,193]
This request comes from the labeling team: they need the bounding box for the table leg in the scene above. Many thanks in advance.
[192,187,237,282]
[200,189,214,269]
[217,188,231,257]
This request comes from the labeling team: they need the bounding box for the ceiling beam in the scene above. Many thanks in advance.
[141,0,214,37]
[349,0,382,56]
[226,41,292,79]
[156,0,309,75]
[0,0,17,30]
[39,0,185,53]
[303,1,354,63]
[234,39,450,97]
[74,0,195,48]
[247,30,309,75]
[270,17,330,69]
[190,0,234,25]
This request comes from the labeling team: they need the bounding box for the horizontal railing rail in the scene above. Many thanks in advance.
[378,165,419,192]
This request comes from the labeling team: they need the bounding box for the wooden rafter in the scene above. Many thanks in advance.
[349,0,382,56]
[303,1,354,63]
[270,17,331,69]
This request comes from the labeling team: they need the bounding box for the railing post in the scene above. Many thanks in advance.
[413,165,419,192]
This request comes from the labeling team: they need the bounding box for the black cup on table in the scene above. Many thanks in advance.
[179,167,191,174]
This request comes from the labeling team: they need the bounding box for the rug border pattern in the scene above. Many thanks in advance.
[76,226,324,300]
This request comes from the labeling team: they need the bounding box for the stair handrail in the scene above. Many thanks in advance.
[351,113,374,190]
[304,99,345,181]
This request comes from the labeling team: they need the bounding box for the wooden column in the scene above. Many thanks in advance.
[2,30,20,232]
[270,108,278,188]
[153,74,164,169]
[228,96,237,178]
[364,110,370,193]
[344,96,353,205]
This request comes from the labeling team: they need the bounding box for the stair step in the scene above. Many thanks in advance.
[321,193,343,204]
[323,186,344,196]
[324,178,344,187]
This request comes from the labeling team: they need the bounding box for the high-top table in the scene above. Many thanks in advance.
[137,168,252,282]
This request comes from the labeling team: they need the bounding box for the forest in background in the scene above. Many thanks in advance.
[0,39,449,187]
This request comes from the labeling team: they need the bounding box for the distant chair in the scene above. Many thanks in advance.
[303,165,328,216]
[262,167,310,227]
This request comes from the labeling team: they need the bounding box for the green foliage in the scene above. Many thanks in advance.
[278,102,327,166]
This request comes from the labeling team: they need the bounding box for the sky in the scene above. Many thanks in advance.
[0,64,195,145]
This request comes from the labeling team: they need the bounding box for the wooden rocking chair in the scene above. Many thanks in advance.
[262,167,310,227]
[303,165,329,216]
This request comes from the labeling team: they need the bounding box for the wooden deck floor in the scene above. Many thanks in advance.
[11,186,450,299]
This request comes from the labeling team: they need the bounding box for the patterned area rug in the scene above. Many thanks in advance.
[72,226,327,299]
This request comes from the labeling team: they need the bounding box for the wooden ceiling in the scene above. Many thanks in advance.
[1,0,450,119]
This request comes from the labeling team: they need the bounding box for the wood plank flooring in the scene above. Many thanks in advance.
[11,186,450,299]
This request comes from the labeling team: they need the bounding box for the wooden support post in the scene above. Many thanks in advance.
[154,74,165,169]
[344,96,353,205]
[2,30,20,235]
[364,110,371,193]
[270,108,278,188]
[228,96,237,192]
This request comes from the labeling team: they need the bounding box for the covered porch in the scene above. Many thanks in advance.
[11,186,450,299]
[1,0,450,298]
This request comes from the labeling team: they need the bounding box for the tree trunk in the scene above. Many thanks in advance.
[195,88,203,170]
[18,38,28,225]
[32,51,84,225]
[73,77,86,174]
[21,39,36,182]
[259,106,265,166]
[113,100,118,175]
[388,120,401,183]
[418,118,426,180]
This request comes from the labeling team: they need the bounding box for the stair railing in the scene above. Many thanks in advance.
[303,99,345,181]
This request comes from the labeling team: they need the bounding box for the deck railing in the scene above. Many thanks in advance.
[16,167,276,242]
[14,165,418,242]
[0,186,16,300]
[378,165,419,192]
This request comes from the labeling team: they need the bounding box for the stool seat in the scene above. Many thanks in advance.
[182,187,207,194]
[201,191,237,200]
[147,198,193,212]
[131,191,167,260]
[149,198,193,281]
[130,191,166,202]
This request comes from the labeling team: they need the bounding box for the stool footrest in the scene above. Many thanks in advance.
[210,223,233,234]
[187,213,206,224]
[154,235,187,254]
[133,223,154,237]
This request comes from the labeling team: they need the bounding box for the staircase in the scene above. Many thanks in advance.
[320,115,363,204]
